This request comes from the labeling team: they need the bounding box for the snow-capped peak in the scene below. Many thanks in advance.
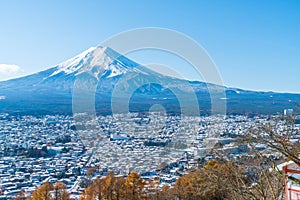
[49,46,137,79]
[50,46,97,76]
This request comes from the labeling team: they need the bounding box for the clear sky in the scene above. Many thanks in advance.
[0,0,299,93]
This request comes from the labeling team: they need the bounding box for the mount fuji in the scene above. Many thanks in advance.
[0,46,299,115]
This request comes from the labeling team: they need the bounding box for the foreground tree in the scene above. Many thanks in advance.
[242,116,300,166]
[13,190,26,200]
[29,182,53,200]
[80,172,127,200]
[29,182,70,200]
[53,181,70,200]
[162,160,245,200]
[124,171,145,200]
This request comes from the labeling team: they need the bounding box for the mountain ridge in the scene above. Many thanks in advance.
[0,46,299,115]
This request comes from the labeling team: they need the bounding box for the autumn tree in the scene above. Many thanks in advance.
[152,159,280,200]
[166,160,239,200]
[30,182,53,200]
[102,172,117,199]
[152,185,172,200]
[124,171,145,200]
[29,181,71,200]
[13,190,26,200]
[86,167,97,178]
[80,172,126,200]
[53,181,70,200]
[113,176,126,200]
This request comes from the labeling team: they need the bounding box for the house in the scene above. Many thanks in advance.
[277,161,300,200]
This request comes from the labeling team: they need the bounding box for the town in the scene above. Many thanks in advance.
[0,112,299,199]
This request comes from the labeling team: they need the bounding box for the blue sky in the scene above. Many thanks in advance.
[0,0,299,93]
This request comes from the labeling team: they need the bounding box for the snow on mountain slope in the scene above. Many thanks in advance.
[0,45,299,115]
[50,46,97,76]
[50,46,138,79]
